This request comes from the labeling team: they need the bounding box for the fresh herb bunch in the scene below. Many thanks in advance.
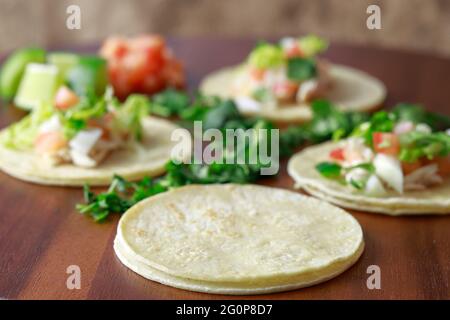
[76,90,385,221]
[393,103,450,132]
[399,131,450,163]
[77,160,265,221]
[77,91,374,221]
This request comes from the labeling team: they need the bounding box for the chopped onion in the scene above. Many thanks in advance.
[39,115,62,134]
[280,37,296,50]
[415,123,432,134]
[69,128,102,155]
[70,150,97,168]
[373,154,404,193]
[365,174,387,196]
[345,168,369,185]
[234,96,262,113]
[394,121,414,135]
[297,79,319,102]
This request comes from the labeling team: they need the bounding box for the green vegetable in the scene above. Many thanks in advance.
[348,162,375,173]
[315,161,375,190]
[150,88,190,117]
[47,52,80,81]
[316,162,342,179]
[287,57,317,81]
[76,94,373,221]
[113,94,149,140]
[0,102,53,149]
[248,43,284,69]
[77,159,265,222]
[351,110,396,146]
[393,103,450,132]
[252,87,273,103]
[66,56,108,97]
[351,104,450,147]
[399,131,450,162]
[65,97,107,121]
[306,100,370,143]
[201,99,242,130]
[14,63,61,110]
[298,35,328,57]
[0,48,46,100]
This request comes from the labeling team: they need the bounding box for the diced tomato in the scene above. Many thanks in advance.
[373,132,400,156]
[285,45,303,58]
[87,116,113,140]
[435,156,450,177]
[273,81,298,100]
[34,132,67,154]
[111,41,128,59]
[250,67,265,81]
[54,86,79,110]
[162,61,185,88]
[100,35,185,99]
[401,160,422,175]
[330,148,345,161]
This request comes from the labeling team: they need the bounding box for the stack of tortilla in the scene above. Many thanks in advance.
[114,184,364,294]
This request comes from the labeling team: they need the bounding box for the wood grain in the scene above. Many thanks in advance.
[0,38,449,300]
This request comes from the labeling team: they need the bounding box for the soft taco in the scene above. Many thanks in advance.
[200,35,386,123]
[114,184,364,295]
[0,87,190,186]
[288,106,450,215]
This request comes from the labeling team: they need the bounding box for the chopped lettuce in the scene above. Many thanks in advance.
[0,101,54,149]
[298,35,328,57]
[65,97,107,121]
[1,88,149,150]
[248,43,284,69]
[252,87,273,102]
[399,131,450,162]
[113,94,149,140]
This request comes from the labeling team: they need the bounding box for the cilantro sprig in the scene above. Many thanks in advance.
[75,92,372,221]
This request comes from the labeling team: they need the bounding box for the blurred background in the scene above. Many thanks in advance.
[0,0,449,57]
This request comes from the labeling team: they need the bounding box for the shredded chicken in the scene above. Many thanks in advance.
[404,164,444,191]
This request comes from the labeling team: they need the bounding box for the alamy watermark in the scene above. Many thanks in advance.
[366,265,381,290]
[66,265,81,290]
[367,4,382,30]
[66,5,81,30]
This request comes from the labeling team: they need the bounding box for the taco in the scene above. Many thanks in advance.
[288,108,450,215]
[114,184,364,294]
[0,88,190,186]
[200,35,386,123]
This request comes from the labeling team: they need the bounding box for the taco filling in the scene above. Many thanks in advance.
[315,111,450,196]
[232,35,331,110]
[0,86,148,168]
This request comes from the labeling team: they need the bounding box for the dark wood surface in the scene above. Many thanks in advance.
[0,37,449,300]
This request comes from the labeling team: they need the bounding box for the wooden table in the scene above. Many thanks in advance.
[0,37,449,300]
